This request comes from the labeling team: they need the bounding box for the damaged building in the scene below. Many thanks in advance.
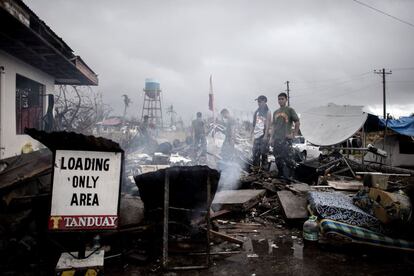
[0,0,98,159]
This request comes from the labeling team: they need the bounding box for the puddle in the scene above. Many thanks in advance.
[292,241,303,260]
[202,230,414,276]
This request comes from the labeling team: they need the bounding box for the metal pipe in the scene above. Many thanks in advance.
[355,172,410,176]
[342,157,356,178]
[320,147,369,151]
[162,170,170,269]
[188,251,241,256]
[0,66,4,159]
[168,265,209,271]
[206,174,211,266]
[169,206,208,213]
[319,147,387,157]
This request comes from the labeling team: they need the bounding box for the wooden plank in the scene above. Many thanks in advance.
[286,183,311,194]
[327,180,363,191]
[277,191,308,220]
[218,224,261,230]
[210,209,232,220]
[225,229,260,234]
[212,189,266,211]
[209,230,244,245]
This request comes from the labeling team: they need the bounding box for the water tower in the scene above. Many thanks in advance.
[141,78,163,128]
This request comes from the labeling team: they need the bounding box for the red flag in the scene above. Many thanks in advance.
[208,75,214,111]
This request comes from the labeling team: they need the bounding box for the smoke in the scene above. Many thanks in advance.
[205,123,250,192]
[216,160,243,192]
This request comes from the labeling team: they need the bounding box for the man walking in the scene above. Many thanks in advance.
[191,112,207,158]
[271,92,300,178]
[251,95,271,169]
[220,108,236,160]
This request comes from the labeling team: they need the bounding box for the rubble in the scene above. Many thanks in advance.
[277,191,308,220]
[1,118,414,274]
[212,189,266,211]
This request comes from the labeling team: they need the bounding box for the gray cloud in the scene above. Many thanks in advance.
[25,0,414,121]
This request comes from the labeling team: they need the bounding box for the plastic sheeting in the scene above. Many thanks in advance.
[301,104,367,146]
[364,114,414,137]
[379,116,414,137]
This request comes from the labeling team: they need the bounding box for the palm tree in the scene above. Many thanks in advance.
[122,94,131,125]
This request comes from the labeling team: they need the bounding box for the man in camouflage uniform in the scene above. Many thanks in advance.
[191,112,207,158]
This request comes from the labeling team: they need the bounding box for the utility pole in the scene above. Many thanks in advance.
[285,81,290,106]
[374,68,392,119]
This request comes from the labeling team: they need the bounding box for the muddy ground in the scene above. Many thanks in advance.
[105,226,414,276]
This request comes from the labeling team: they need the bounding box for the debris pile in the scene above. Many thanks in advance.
[0,124,413,274]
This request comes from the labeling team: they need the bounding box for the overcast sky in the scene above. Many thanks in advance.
[25,0,414,122]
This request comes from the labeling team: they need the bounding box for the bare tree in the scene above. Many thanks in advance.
[54,85,112,134]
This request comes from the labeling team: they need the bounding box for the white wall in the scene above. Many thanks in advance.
[0,50,54,159]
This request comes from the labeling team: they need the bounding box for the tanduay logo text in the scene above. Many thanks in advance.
[49,216,118,230]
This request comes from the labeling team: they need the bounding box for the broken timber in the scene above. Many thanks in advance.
[209,230,244,245]
[327,179,363,191]
[277,191,308,220]
[212,189,266,211]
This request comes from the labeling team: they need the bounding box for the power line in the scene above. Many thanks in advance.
[292,83,376,104]
[352,0,414,29]
[292,74,374,95]
[390,67,414,71]
[292,71,372,85]
[388,80,414,83]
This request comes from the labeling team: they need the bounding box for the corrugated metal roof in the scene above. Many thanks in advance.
[25,128,123,152]
[0,0,98,85]
[101,117,123,126]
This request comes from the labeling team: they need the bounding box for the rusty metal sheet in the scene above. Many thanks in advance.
[0,149,52,193]
[25,128,123,152]
[301,104,368,146]
[134,166,220,218]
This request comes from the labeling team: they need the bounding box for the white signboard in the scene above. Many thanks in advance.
[49,150,122,230]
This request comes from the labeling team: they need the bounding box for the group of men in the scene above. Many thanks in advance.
[191,92,300,177]
[191,108,236,161]
[251,92,300,177]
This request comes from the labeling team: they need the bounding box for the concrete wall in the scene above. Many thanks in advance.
[0,50,54,159]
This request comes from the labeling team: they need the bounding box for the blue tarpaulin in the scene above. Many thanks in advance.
[365,114,414,136]
[379,116,414,137]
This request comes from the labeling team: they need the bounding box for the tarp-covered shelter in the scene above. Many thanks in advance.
[300,103,413,167]
[364,115,414,168]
